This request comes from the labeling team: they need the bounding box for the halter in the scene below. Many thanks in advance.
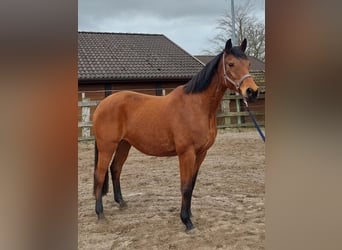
[222,53,252,92]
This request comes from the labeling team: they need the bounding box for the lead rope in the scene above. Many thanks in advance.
[243,99,265,142]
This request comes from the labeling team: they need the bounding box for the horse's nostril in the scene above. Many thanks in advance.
[246,88,258,101]
[247,88,254,97]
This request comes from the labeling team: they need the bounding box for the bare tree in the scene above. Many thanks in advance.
[204,0,265,62]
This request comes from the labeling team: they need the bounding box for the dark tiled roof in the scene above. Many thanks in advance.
[248,56,265,71]
[78,32,204,81]
[194,55,216,65]
[195,55,265,71]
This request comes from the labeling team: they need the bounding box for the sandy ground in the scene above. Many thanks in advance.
[78,129,265,249]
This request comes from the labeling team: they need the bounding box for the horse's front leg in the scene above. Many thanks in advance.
[190,150,207,217]
[178,149,199,231]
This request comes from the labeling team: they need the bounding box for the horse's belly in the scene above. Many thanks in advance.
[130,140,177,157]
[133,143,177,157]
[125,129,177,157]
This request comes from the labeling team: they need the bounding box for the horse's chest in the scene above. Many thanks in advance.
[196,128,217,151]
[205,116,218,147]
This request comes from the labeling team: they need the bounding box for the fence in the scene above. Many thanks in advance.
[78,90,265,141]
[78,93,100,141]
[217,93,265,129]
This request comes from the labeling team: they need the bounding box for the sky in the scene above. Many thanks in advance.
[78,0,265,55]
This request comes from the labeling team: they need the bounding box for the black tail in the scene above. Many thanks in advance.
[93,140,109,196]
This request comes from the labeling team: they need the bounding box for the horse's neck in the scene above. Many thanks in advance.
[200,73,227,115]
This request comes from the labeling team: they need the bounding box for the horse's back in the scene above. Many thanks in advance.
[94,91,156,119]
[93,91,173,149]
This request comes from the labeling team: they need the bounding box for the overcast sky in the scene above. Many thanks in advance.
[78,0,265,55]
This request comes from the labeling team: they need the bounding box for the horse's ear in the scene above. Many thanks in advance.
[225,39,232,52]
[240,38,247,52]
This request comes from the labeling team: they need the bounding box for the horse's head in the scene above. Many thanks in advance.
[222,39,259,102]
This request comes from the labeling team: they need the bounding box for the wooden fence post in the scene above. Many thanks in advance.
[235,92,241,125]
[221,92,231,126]
[81,93,90,138]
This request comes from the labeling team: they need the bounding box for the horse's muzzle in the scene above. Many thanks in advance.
[246,88,259,102]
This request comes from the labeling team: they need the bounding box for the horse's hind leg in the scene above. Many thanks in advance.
[110,140,131,208]
[94,141,117,219]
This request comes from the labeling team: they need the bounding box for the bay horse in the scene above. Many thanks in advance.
[93,38,259,231]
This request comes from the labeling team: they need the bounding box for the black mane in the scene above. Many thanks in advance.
[183,45,248,94]
[183,52,223,94]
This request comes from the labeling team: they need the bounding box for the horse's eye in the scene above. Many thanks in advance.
[228,63,234,67]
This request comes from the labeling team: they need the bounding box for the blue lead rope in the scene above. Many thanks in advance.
[244,100,266,142]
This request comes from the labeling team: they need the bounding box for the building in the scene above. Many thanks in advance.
[78,31,204,100]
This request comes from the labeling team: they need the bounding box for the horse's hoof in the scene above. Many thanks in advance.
[119,200,127,209]
[185,222,194,232]
[97,213,105,220]
[186,227,198,234]
[97,216,108,224]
